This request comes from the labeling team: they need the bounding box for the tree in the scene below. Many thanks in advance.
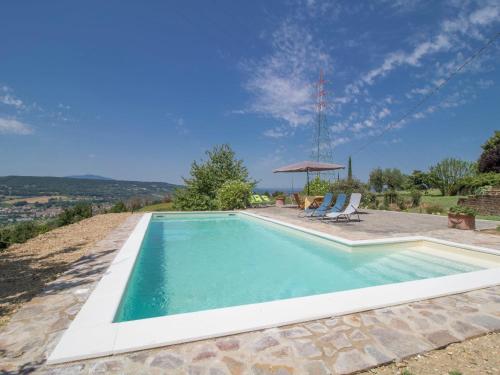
[369,168,384,193]
[173,144,253,210]
[383,168,405,190]
[406,170,432,190]
[429,158,475,196]
[347,156,353,181]
[478,131,500,173]
[304,176,330,196]
[215,180,252,210]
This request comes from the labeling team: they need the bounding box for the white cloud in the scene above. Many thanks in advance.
[263,126,291,138]
[0,86,24,109]
[243,21,330,128]
[0,118,33,135]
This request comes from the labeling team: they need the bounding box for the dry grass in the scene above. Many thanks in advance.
[0,213,131,327]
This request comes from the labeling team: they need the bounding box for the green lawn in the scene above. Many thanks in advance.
[138,202,175,212]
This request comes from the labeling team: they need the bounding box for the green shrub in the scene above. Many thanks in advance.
[396,196,407,210]
[173,144,254,211]
[448,370,462,375]
[457,172,500,195]
[410,189,422,207]
[362,192,378,209]
[429,158,475,196]
[449,205,477,216]
[109,201,128,213]
[425,203,445,214]
[58,202,93,226]
[304,177,330,196]
[330,178,368,197]
[215,180,252,210]
[0,219,58,251]
[383,190,398,206]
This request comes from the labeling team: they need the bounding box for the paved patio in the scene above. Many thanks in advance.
[248,207,500,250]
[0,211,499,375]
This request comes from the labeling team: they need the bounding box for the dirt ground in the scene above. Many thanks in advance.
[360,332,500,375]
[0,213,131,327]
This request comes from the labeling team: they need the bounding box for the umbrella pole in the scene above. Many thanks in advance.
[306,169,310,195]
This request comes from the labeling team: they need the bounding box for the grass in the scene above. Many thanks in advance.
[138,202,175,212]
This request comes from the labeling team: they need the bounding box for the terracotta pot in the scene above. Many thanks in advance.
[275,196,285,207]
[448,213,475,230]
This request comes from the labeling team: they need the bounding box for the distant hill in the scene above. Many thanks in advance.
[0,176,181,202]
[65,174,114,180]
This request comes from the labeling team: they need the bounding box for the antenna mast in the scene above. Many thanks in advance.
[311,69,333,166]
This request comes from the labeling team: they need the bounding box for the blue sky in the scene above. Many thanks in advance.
[0,0,499,189]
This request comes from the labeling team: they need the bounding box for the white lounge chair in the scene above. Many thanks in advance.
[325,193,361,222]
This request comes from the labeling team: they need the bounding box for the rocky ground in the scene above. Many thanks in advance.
[360,332,499,375]
[0,212,131,327]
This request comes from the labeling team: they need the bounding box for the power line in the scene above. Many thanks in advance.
[351,30,500,156]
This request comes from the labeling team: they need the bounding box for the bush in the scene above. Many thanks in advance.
[478,131,500,173]
[173,144,254,210]
[330,178,368,197]
[304,177,330,196]
[429,158,475,196]
[383,190,398,206]
[369,168,384,193]
[215,180,252,210]
[396,196,407,210]
[109,201,128,213]
[449,205,477,216]
[0,220,57,251]
[410,189,422,207]
[58,202,93,226]
[424,203,445,215]
[456,172,500,195]
[362,192,378,209]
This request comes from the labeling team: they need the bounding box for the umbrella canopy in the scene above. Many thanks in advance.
[273,161,345,195]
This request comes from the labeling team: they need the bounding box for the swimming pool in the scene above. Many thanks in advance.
[115,213,485,322]
[48,212,500,364]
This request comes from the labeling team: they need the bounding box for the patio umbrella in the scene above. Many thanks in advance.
[273,161,345,195]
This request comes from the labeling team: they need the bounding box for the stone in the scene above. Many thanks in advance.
[369,327,432,359]
[451,320,486,339]
[292,339,322,358]
[223,356,244,375]
[188,365,206,375]
[252,363,294,375]
[342,314,362,327]
[324,318,339,327]
[364,345,394,364]
[304,322,329,334]
[389,318,411,331]
[425,330,460,348]
[350,329,369,341]
[150,352,184,369]
[465,315,500,331]
[253,335,280,352]
[89,359,123,374]
[304,360,331,375]
[320,332,351,350]
[194,350,217,361]
[210,368,229,375]
[216,338,240,351]
[360,314,381,326]
[333,349,375,374]
[279,327,311,339]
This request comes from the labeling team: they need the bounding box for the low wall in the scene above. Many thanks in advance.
[458,187,500,216]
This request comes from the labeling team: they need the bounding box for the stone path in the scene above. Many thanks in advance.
[1,213,499,375]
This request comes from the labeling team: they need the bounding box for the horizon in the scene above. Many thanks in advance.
[1,1,499,189]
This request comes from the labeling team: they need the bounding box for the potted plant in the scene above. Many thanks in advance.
[448,205,477,230]
[275,195,286,207]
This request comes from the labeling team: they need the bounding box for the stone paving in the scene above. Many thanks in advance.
[0,212,499,375]
[248,207,500,250]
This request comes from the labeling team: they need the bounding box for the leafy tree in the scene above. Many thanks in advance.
[478,131,500,173]
[347,156,353,181]
[406,170,432,190]
[58,202,93,226]
[173,144,253,210]
[369,168,384,193]
[383,168,405,190]
[429,158,475,196]
[216,180,252,210]
[109,201,128,213]
[304,177,330,196]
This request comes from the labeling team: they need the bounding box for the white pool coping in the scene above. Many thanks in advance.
[47,211,500,364]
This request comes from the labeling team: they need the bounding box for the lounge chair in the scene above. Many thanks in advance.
[310,193,346,219]
[299,192,333,217]
[260,195,272,206]
[293,193,305,209]
[249,194,264,207]
[324,193,362,222]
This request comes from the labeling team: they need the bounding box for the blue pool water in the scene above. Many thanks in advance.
[114,213,483,322]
